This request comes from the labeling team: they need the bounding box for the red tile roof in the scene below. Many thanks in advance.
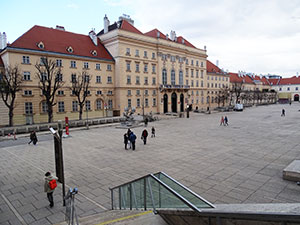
[268,78,280,85]
[144,29,168,39]
[243,75,254,84]
[279,76,300,85]
[10,25,113,60]
[176,36,196,48]
[229,73,243,83]
[120,20,143,35]
[206,60,223,73]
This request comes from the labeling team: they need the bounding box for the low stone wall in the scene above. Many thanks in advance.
[0,117,126,136]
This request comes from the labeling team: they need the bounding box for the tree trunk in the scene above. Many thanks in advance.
[48,106,53,123]
[79,105,83,120]
[8,106,13,127]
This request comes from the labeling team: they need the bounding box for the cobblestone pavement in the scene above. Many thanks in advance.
[1,103,300,225]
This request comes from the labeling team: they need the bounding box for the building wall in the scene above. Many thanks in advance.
[0,49,115,126]
[272,84,300,101]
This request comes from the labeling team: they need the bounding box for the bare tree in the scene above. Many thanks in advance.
[69,71,91,120]
[0,65,23,126]
[231,82,244,104]
[216,87,230,107]
[35,57,64,123]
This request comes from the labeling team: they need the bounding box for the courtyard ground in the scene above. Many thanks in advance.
[1,103,300,225]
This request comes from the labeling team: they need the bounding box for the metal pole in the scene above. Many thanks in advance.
[58,122,66,206]
[130,184,132,210]
[111,189,114,210]
[144,178,147,210]
[86,103,89,130]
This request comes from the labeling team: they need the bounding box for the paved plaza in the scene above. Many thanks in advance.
[1,103,300,225]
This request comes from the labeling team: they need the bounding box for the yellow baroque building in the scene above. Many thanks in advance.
[0,15,226,126]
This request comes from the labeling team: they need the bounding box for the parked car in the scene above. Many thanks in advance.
[234,104,243,111]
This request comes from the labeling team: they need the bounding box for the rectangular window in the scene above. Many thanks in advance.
[96,90,102,95]
[56,73,63,82]
[135,49,139,57]
[25,102,33,114]
[57,90,64,95]
[85,90,91,95]
[196,80,199,87]
[152,64,156,73]
[186,59,188,65]
[85,100,91,111]
[126,48,130,55]
[96,100,102,109]
[136,63,140,72]
[152,90,156,96]
[128,99,132,108]
[58,101,65,112]
[107,90,113,95]
[191,60,194,65]
[70,61,76,68]
[24,90,32,96]
[127,90,131,96]
[171,56,175,62]
[72,101,78,112]
[207,83,210,88]
[144,51,147,58]
[191,80,194,87]
[191,69,194,77]
[84,75,90,82]
[144,89,148,96]
[56,59,62,67]
[71,74,76,83]
[127,75,131,84]
[287,87,290,91]
[136,90,140,96]
[42,102,48,113]
[196,70,199,78]
[84,62,89,69]
[41,72,48,81]
[144,77,148,85]
[152,77,156,85]
[136,76,140,84]
[96,63,101,70]
[107,76,112,84]
[96,76,101,83]
[126,62,131,71]
[108,99,113,109]
[296,87,298,91]
[23,71,31,80]
[144,64,148,73]
[137,98,140,107]
[22,56,30,64]
[201,70,204,78]
[107,64,112,71]
[201,62,204,67]
[152,52,155,59]
[40,57,47,65]
[153,98,156,106]
[186,80,189,85]
[186,69,189,77]
[196,61,199,66]
[145,98,149,107]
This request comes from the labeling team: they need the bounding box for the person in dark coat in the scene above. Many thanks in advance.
[28,131,38,145]
[144,118,148,127]
[141,129,148,145]
[281,109,285,116]
[151,127,155,138]
[124,133,129,150]
[129,132,137,150]
[224,116,228,126]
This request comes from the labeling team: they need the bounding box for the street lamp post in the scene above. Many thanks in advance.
[86,101,89,130]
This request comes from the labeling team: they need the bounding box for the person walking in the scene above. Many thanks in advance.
[124,133,129,150]
[224,116,228,126]
[127,129,132,149]
[144,118,148,127]
[151,127,155,138]
[129,132,137,150]
[220,116,224,126]
[44,171,58,208]
[281,109,285,116]
[28,131,38,145]
[141,129,148,145]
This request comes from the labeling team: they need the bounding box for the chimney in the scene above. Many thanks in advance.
[104,14,110,34]
[216,60,219,67]
[119,14,134,26]
[89,29,97,45]
[166,34,169,40]
[56,25,65,31]
[2,32,7,49]
[0,32,2,49]
[181,38,185,44]
[157,31,160,38]
[170,30,176,41]
[204,45,206,50]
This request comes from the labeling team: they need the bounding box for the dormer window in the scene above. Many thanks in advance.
[67,46,73,53]
[91,50,97,56]
[37,42,44,49]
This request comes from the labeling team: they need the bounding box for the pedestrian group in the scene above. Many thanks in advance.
[220,116,229,126]
[124,126,156,151]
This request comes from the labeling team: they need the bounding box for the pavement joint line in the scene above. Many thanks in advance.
[3,148,108,211]
[95,210,153,225]
[1,193,27,225]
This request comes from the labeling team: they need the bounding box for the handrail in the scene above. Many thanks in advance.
[109,173,153,190]
[158,172,215,208]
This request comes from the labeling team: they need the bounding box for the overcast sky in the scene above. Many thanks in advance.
[2,0,300,77]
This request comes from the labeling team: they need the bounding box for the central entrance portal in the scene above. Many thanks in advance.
[180,94,184,112]
[163,94,168,113]
[171,92,177,113]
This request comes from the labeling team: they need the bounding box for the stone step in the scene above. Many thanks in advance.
[56,210,168,225]
[283,160,300,181]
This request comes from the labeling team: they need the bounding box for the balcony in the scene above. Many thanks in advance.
[159,84,190,91]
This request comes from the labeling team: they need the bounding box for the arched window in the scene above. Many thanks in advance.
[162,69,167,85]
[171,69,175,85]
[179,70,183,85]
[206,96,210,104]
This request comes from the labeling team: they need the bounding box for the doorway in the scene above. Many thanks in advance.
[171,92,177,113]
[163,94,168,113]
[180,94,184,112]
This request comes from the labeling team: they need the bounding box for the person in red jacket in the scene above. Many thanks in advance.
[141,129,148,145]
[44,172,58,208]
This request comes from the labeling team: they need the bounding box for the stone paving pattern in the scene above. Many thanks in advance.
[1,104,300,224]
